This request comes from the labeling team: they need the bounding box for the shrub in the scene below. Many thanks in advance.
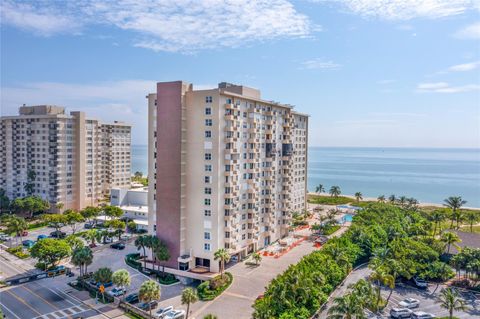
[307,195,353,205]
[157,273,179,285]
[6,246,29,259]
[198,272,233,301]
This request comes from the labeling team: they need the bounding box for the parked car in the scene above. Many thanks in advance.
[163,309,185,319]
[411,311,436,319]
[413,277,428,289]
[84,223,93,229]
[0,234,12,241]
[37,234,48,240]
[120,234,132,241]
[50,230,67,238]
[390,308,413,318]
[22,239,35,248]
[96,281,113,288]
[138,300,158,311]
[125,293,139,304]
[107,287,126,297]
[110,242,125,250]
[49,222,65,228]
[398,298,420,309]
[155,306,173,318]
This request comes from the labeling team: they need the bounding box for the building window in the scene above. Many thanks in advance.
[205,131,211,138]
[204,199,211,206]
[206,96,213,103]
[204,232,211,240]
[204,243,211,251]
[205,119,212,126]
[204,210,211,216]
[205,165,212,172]
[205,187,212,194]
[205,153,212,160]
[242,234,246,240]
[205,107,211,115]
[204,176,211,183]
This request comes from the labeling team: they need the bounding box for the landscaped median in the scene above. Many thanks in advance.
[5,246,29,259]
[125,253,179,285]
[197,272,233,301]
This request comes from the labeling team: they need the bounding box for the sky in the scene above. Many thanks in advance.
[1,0,479,148]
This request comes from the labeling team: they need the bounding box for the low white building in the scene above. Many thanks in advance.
[110,187,149,231]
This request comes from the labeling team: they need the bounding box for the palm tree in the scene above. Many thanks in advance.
[441,231,461,255]
[463,210,479,232]
[329,186,341,197]
[71,247,93,277]
[377,195,385,203]
[181,287,198,319]
[315,184,325,194]
[327,292,366,319]
[430,209,446,237]
[354,192,363,203]
[5,215,28,245]
[397,196,407,207]
[154,240,170,276]
[134,235,148,268]
[94,267,113,303]
[368,268,393,311]
[214,248,231,279]
[139,280,161,318]
[83,229,101,247]
[112,269,131,301]
[444,196,467,228]
[388,194,396,204]
[252,252,262,265]
[437,287,468,319]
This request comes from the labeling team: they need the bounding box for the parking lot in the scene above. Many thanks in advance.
[382,283,479,319]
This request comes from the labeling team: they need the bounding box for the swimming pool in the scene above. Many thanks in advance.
[337,214,354,224]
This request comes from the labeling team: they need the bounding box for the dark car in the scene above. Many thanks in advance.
[96,281,113,288]
[125,293,139,304]
[138,300,158,311]
[110,243,126,250]
[84,223,93,229]
[22,239,35,248]
[50,230,67,238]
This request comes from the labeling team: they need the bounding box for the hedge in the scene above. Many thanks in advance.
[198,272,233,301]
[6,246,30,259]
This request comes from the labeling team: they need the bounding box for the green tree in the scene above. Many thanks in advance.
[329,186,341,197]
[83,229,101,247]
[103,205,124,220]
[24,170,36,196]
[429,209,447,237]
[388,194,396,203]
[139,280,161,318]
[127,220,137,232]
[327,293,366,319]
[437,287,468,319]
[64,209,84,234]
[214,248,231,279]
[354,192,363,203]
[252,252,262,265]
[441,231,461,255]
[134,171,143,178]
[71,246,93,277]
[94,267,113,302]
[315,184,325,194]
[134,235,148,268]
[42,213,68,232]
[0,189,10,213]
[80,206,100,226]
[65,234,84,250]
[368,268,393,311]
[106,219,126,240]
[4,215,28,244]
[377,195,385,203]
[444,196,467,229]
[463,210,479,232]
[112,269,131,301]
[154,240,170,276]
[55,202,64,212]
[30,238,72,270]
[203,315,217,319]
[11,196,50,218]
[181,287,198,319]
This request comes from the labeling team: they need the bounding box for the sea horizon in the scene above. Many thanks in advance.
[132,145,480,208]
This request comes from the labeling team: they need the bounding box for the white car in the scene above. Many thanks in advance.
[121,234,132,240]
[390,307,413,318]
[0,234,12,241]
[413,276,428,289]
[155,306,173,318]
[163,309,186,319]
[398,297,420,309]
[412,311,436,319]
[107,287,126,297]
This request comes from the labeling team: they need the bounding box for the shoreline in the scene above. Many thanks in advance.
[307,192,480,210]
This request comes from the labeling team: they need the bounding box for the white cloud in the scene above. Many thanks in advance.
[329,0,476,20]
[300,58,342,70]
[447,61,480,72]
[417,82,480,93]
[454,22,480,39]
[0,0,313,52]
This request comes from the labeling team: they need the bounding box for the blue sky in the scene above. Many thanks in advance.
[1,0,479,148]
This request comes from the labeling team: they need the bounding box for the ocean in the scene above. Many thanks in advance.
[131,145,480,207]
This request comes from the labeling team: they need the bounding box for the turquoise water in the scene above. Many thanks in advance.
[132,145,480,207]
[344,214,353,222]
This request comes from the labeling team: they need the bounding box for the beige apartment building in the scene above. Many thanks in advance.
[0,105,131,211]
[148,81,308,274]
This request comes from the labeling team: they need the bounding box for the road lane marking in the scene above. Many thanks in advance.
[4,289,42,316]
[0,300,22,319]
[22,284,60,311]
[29,281,76,307]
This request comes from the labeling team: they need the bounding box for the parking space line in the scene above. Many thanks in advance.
[4,289,43,316]
[0,300,22,319]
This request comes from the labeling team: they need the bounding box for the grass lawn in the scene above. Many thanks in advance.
[459,225,480,234]
[307,195,353,205]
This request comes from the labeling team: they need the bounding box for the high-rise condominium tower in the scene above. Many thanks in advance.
[148,81,308,273]
[0,105,131,211]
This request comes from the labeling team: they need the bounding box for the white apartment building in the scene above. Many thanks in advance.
[110,187,149,231]
[0,105,131,211]
[148,81,308,274]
